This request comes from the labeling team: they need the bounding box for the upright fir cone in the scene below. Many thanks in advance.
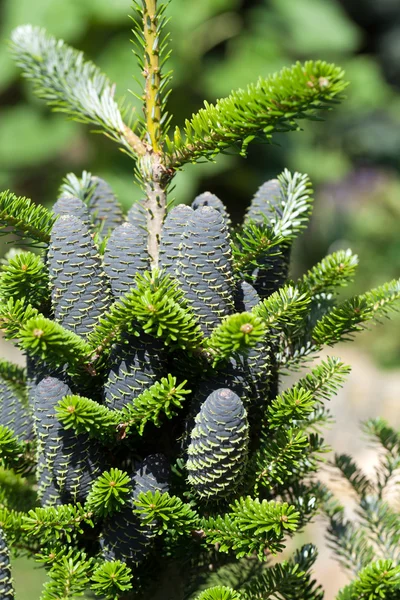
[101,454,170,565]
[52,195,91,228]
[245,179,290,299]
[177,206,235,335]
[187,388,249,498]
[192,191,231,227]
[127,199,147,230]
[48,215,110,337]
[88,176,124,234]
[103,222,149,297]
[34,377,104,505]
[0,376,33,444]
[159,204,194,277]
[104,334,166,411]
[0,529,14,600]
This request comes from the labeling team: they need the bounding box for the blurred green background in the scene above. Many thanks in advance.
[1,0,400,596]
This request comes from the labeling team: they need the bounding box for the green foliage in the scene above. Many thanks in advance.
[0,425,30,472]
[0,251,49,310]
[85,469,131,518]
[39,550,91,600]
[195,587,242,600]
[118,374,191,434]
[0,191,56,247]
[21,504,94,545]
[18,315,93,373]
[322,418,400,597]
[89,270,203,355]
[133,490,199,533]
[207,312,267,366]
[0,4,397,600]
[10,26,139,159]
[202,498,299,559]
[300,250,359,297]
[313,278,400,346]
[91,560,133,599]
[165,61,347,167]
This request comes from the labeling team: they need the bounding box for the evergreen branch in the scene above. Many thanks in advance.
[56,395,119,440]
[0,359,26,391]
[321,486,375,575]
[241,546,324,600]
[333,454,372,498]
[253,284,311,330]
[21,504,94,544]
[202,498,299,560]
[358,497,400,562]
[119,374,191,434]
[165,61,347,167]
[207,312,267,366]
[0,469,36,513]
[0,298,39,339]
[362,418,400,496]
[85,469,132,518]
[0,190,56,246]
[267,388,316,429]
[299,249,358,297]
[88,271,203,356]
[57,376,191,439]
[254,429,310,490]
[133,490,199,533]
[195,587,242,600]
[294,356,351,402]
[0,251,49,309]
[91,561,133,599]
[40,551,92,600]
[0,425,30,471]
[272,170,313,239]
[59,170,94,203]
[337,560,400,600]
[232,220,285,275]
[313,278,400,346]
[0,507,24,545]
[10,26,146,158]
[18,316,93,373]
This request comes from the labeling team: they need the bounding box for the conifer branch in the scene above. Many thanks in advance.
[21,504,94,544]
[165,61,347,168]
[88,271,203,357]
[207,312,267,366]
[10,26,146,158]
[91,561,133,599]
[313,278,400,345]
[0,190,56,246]
[253,284,311,330]
[300,250,359,297]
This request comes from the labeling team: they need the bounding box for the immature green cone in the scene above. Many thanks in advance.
[101,454,170,566]
[104,222,149,297]
[52,195,91,227]
[0,528,14,599]
[0,376,33,443]
[187,388,249,497]
[177,206,235,335]
[48,215,110,337]
[104,334,166,411]
[88,176,124,234]
[192,192,231,227]
[159,204,194,276]
[34,376,104,505]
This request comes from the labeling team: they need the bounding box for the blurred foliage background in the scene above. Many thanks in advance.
[2,0,400,367]
[1,1,400,597]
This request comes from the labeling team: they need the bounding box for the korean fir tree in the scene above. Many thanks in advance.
[0,1,398,599]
